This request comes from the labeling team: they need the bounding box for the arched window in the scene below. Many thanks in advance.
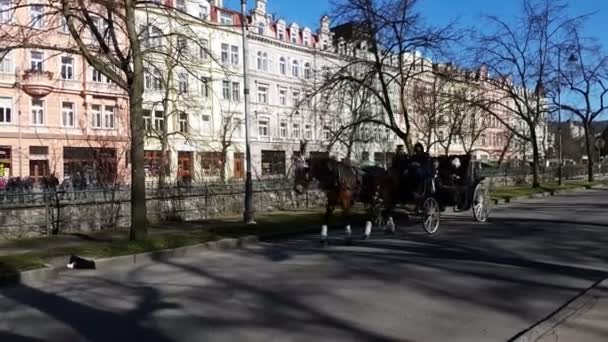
[279,57,286,75]
[292,60,299,77]
[304,62,312,79]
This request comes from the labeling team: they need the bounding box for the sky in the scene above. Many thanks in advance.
[225,0,608,46]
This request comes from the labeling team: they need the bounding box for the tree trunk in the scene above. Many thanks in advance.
[529,129,541,188]
[584,123,594,182]
[220,145,228,183]
[128,80,148,241]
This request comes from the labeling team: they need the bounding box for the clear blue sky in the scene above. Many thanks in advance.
[225,0,608,45]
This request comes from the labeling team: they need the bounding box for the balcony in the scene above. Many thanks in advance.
[21,70,55,97]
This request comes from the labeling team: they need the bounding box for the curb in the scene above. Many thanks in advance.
[6,235,260,287]
[510,278,608,342]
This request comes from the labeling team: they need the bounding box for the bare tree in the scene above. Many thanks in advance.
[551,28,608,182]
[317,0,458,153]
[473,0,577,187]
[0,0,216,239]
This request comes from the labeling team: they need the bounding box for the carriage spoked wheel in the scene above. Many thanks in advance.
[472,180,491,223]
[422,197,440,234]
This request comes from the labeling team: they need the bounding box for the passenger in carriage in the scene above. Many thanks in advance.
[410,143,431,194]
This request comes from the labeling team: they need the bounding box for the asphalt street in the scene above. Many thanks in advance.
[1,187,607,342]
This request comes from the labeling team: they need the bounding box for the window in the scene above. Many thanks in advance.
[292,60,299,77]
[292,91,300,107]
[152,69,161,89]
[143,25,163,48]
[221,43,229,64]
[222,80,230,100]
[176,0,186,11]
[303,34,310,46]
[305,92,312,108]
[220,12,233,25]
[304,63,312,79]
[232,117,242,138]
[104,105,115,129]
[279,89,286,106]
[279,57,286,75]
[0,0,12,23]
[257,85,268,104]
[31,4,43,29]
[154,110,164,131]
[258,119,269,137]
[291,30,297,44]
[200,152,223,177]
[0,97,12,124]
[279,122,287,138]
[232,82,240,102]
[201,114,211,135]
[90,104,102,128]
[200,77,209,97]
[257,51,268,71]
[30,51,43,72]
[199,39,209,59]
[305,124,312,140]
[231,45,239,65]
[179,112,188,134]
[292,123,300,139]
[278,27,285,40]
[92,68,109,83]
[261,150,285,176]
[178,72,188,94]
[61,56,74,80]
[61,102,75,127]
[31,99,44,126]
[198,4,208,19]
[177,35,188,54]
[323,127,331,140]
[0,51,12,74]
[143,110,152,131]
[258,23,265,35]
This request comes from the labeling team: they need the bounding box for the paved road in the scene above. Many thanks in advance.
[1,188,608,342]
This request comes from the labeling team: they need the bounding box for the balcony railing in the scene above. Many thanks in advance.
[20,69,55,97]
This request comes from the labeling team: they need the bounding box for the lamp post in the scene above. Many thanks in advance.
[240,0,255,224]
[556,48,578,185]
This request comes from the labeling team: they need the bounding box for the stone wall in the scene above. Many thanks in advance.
[0,187,326,238]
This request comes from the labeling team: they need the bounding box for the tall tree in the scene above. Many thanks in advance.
[0,0,214,239]
[552,28,608,182]
[473,0,577,188]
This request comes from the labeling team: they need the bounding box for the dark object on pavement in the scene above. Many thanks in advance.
[67,255,96,270]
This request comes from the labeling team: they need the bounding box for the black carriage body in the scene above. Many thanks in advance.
[433,154,486,210]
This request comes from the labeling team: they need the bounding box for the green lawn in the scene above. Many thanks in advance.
[491,180,605,202]
[0,210,368,284]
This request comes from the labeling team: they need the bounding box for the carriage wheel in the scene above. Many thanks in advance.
[472,181,491,223]
[422,197,440,234]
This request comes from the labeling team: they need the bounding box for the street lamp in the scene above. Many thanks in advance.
[240,0,255,224]
[556,49,578,185]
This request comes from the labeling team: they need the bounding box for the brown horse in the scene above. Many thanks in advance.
[294,147,385,245]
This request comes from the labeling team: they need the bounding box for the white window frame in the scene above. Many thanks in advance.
[30,4,43,29]
[220,12,233,25]
[279,89,286,106]
[221,43,229,64]
[277,27,285,40]
[0,97,13,124]
[200,77,209,97]
[258,119,269,137]
[222,80,231,100]
[304,63,312,79]
[201,114,211,135]
[179,112,188,134]
[199,39,209,60]
[292,123,300,139]
[30,50,43,72]
[60,56,74,80]
[231,45,239,65]
[232,82,240,102]
[291,30,297,44]
[279,121,287,139]
[305,124,313,140]
[257,85,268,104]
[90,104,102,129]
[177,72,188,94]
[175,0,186,12]
[292,91,300,107]
[153,110,164,131]
[0,50,13,74]
[279,57,286,75]
[0,0,12,23]
[61,101,75,128]
[292,60,299,77]
[198,4,208,19]
[104,105,115,129]
[31,98,45,126]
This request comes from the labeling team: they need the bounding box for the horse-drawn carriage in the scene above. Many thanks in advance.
[387,153,492,235]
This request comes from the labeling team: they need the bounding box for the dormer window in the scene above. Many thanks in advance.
[176,0,186,12]
[198,4,208,19]
[220,12,233,25]
[258,23,265,35]
[291,30,297,44]
[303,34,309,46]
[277,27,285,40]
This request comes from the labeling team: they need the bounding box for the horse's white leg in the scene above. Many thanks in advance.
[364,220,372,239]
[345,224,352,237]
[385,216,396,234]
[321,224,328,243]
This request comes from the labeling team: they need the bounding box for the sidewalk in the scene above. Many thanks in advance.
[524,280,608,342]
